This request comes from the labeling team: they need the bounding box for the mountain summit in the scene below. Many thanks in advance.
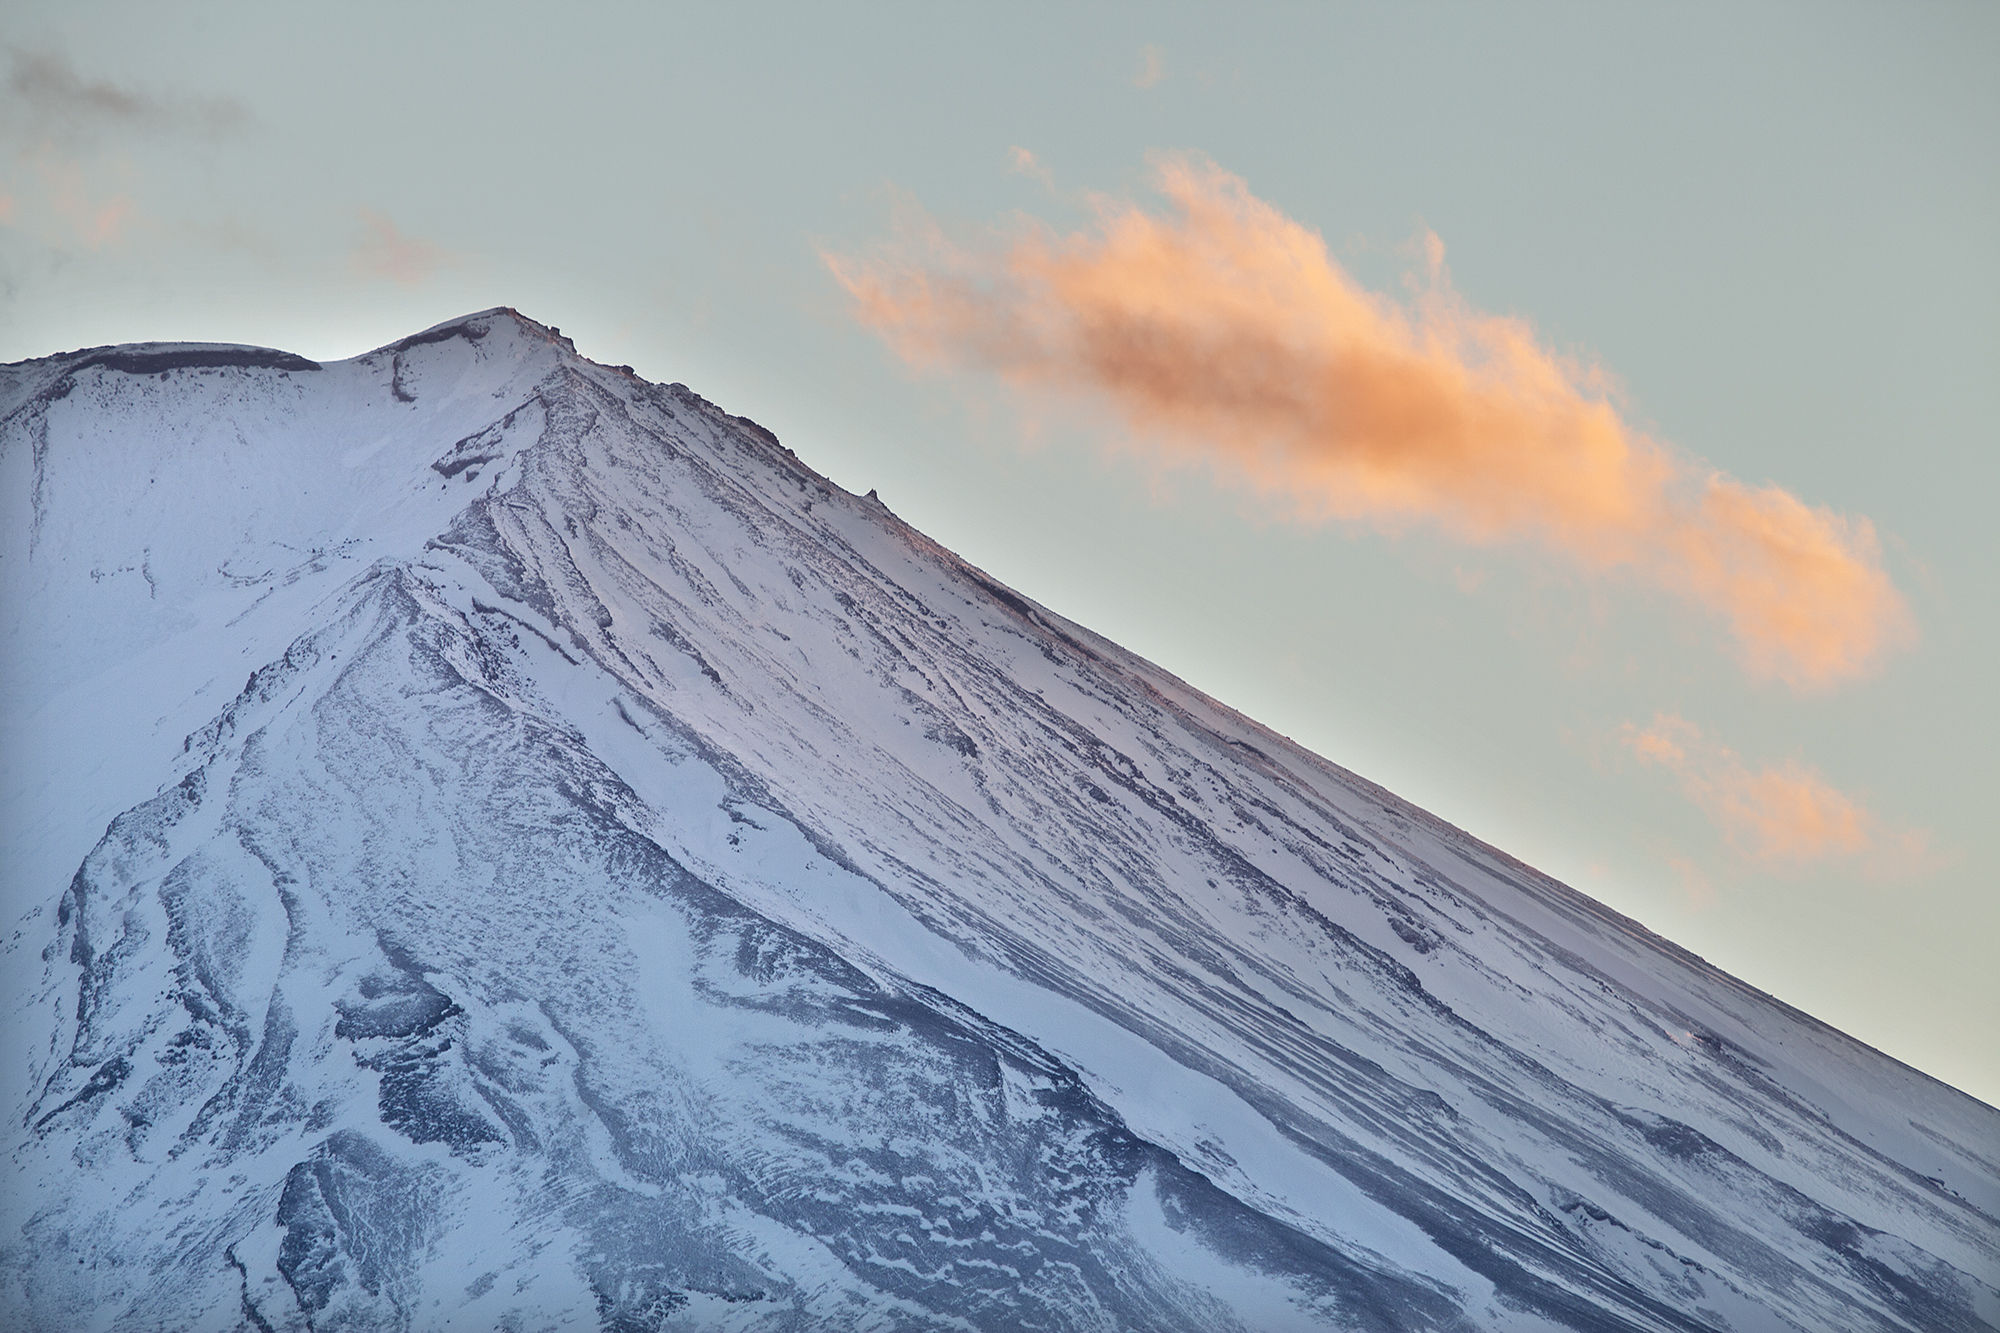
[3,310,1993,1331]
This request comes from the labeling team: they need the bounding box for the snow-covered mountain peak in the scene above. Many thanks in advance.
[3,312,1994,1332]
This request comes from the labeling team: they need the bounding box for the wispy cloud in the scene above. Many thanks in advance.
[1623,712,1931,872]
[350,208,455,287]
[1,143,141,249]
[1666,855,1717,909]
[0,49,249,254]
[51,177,136,249]
[4,48,248,146]
[1133,44,1167,89]
[824,154,1913,689]
[1007,146,1056,191]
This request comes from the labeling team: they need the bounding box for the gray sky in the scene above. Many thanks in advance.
[3,1,1994,1103]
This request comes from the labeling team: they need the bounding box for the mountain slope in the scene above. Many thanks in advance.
[3,310,1994,1332]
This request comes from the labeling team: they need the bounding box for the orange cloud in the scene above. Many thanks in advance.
[49,164,132,247]
[1666,856,1716,910]
[824,155,1914,689]
[351,208,454,287]
[1134,44,1167,89]
[8,144,140,249]
[1008,146,1055,191]
[1623,712,1927,871]
[79,194,132,247]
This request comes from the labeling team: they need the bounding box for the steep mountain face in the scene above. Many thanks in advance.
[2,310,1993,1333]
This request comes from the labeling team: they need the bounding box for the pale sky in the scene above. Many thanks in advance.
[3,2,1993,1104]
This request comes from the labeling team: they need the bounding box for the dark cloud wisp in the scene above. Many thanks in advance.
[5,48,249,145]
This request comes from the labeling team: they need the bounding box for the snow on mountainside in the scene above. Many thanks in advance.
[1,309,1993,1332]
